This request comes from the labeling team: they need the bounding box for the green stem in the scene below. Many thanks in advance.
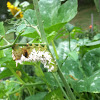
[24,18,41,36]
[20,69,34,82]
[33,0,75,100]
[8,67,25,84]
[52,73,69,100]
[0,43,46,50]
[0,35,10,44]
[33,0,76,100]
[34,63,51,92]
[33,0,47,43]
[51,40,76,100]
[51,40,59,59]
[57,66,76,100]
[8,67,32,95]
[9,82,45,95]
[69,32,71,51]
[0,35,3,42]
[13,33,22,45]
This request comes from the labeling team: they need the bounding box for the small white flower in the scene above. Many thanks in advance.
[48,65,54,72]
[12,50,16,60]
[44,65,49,69]
[16,60,22,67]
[21,54,26,61]
[51,65,54,70]
[13,48,55,72]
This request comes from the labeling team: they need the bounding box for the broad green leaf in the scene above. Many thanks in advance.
[0,48,13,65]
[6,29,16,34]
[86,40,100,46]
[44,72,58,86]
[23,0,78,38]
[72,70,100,93]
[61,59,84,81]
[93,33,100,40]
[25,92,47,100]
[0,68,12,80]
[45,22,66,34]
[82,48,100,76]
[39,0,60,27]
[68,51,78,61]
[24,9,37,25]
[44,88,64,100]
[16,24,26,33]
[57,0,77,23]
[56,40,77,64]
[94,0,100,12]
[0,22,5,58]
[79,41,100,57]
[21,27,39,38]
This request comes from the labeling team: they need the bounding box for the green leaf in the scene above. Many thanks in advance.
[25,92,47,100]
[93,33,100,40]
[16,24,26,33]
[24,9,37,25]
[72,70,100,93]
[21,27,39,38]
[6,29,16,34]
[0,48,13,65]
[0,68,12,80]
[57,0,77,23]
[23,0,78,38]
[61,59,83,81]
[68,51,78,61]
[44,72,58,86]
[86,40,100,46]
[94,0,100,12]
[44,88,64,100]
[56,40,77,64]
[82,48,100,76]
[34,63,44,77]
[47,31,57,44]
[79,41,100,57]
[39,0,60,27]
[0,82,7,99]
[0,22,5,58]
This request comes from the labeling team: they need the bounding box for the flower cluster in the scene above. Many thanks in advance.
[7,2,23,19]
[12,45,57,72]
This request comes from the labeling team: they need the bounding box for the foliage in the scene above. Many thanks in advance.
[0,0,100,100]
[94,0,100,12]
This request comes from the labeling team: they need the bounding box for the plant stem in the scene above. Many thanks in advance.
[33,0,76,100]
[33,0,47,43]
[52,73,69,100]
[20,69,34,82]
[24,18,41,36]
[0,43,46,50]
[69,32,71,51]
[8,67,32,95]
[52,40,76,100]
[0,35,10,44]
[51,40,59,59]
[34,63,51,92]
[13,32,22,45]
[8,67,25,84]
[9,82,45,95]
[57,65,76,100]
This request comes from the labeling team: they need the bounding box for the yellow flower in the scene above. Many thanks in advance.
[7,2,23,19]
